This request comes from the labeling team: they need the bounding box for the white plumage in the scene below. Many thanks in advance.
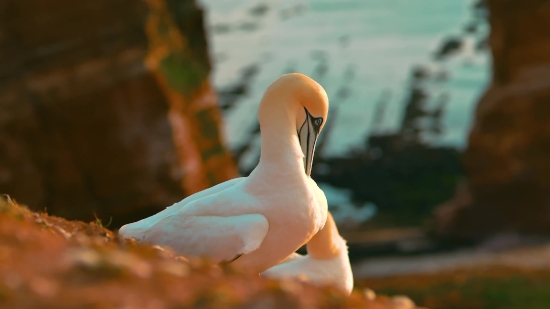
[261,213,354,295]
[119,73,329,274]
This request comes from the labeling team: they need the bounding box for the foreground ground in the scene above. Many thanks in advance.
[0,197,423,309]
[6,195,548,309]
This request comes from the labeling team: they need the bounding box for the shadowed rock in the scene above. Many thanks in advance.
[0,0,237,227]
[434,0,550,240]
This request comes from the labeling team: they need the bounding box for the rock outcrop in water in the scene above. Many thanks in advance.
[0,0,237,227]
[434,0,550,240]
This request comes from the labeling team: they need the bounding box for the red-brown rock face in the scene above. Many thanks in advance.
[0,0,237,226]
[435,0,550,239]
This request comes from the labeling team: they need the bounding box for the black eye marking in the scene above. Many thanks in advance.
[297,118,307,144]
[314,118,323,126]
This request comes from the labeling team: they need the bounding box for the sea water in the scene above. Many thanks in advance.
[199,0,490,161]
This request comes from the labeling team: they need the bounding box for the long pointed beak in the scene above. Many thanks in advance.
[297,108,323,176]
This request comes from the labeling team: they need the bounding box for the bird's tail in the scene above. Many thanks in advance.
[118,221,151,241]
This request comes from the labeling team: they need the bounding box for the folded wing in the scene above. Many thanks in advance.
[140,213,269,263]
[118,177,245,234]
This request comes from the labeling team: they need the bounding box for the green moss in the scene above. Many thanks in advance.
[93,214,112,229]
[0,198,27,221]
[158,51,208,96]
[367,272,550,309]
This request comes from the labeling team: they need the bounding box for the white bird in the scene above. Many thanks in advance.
[261,212,353,294]
[119,73,329,274]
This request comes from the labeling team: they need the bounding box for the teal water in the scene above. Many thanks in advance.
[200,0,490,166]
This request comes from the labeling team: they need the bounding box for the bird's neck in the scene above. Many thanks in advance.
[307,213,346,260]
[257,100,305,175]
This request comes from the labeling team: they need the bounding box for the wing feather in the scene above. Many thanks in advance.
[118,177,244,234]
[140,213,269,262]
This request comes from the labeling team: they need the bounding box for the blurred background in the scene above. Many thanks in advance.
[2,0,550,307]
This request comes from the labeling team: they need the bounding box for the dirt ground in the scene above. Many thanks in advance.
[0,197,424,309]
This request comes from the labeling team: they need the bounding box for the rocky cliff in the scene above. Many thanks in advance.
[435,0,550,239]
[0,0,237,226]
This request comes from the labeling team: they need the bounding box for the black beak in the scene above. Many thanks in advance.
[297,107,323,176]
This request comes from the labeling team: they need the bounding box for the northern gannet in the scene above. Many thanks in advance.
[119,73,329,274]
[261,212,353,294]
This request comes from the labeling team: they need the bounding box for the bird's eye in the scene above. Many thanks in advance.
[315,118,323,126]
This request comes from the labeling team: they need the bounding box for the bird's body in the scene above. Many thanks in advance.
[261,213,353,295]
[119,73,329,274]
